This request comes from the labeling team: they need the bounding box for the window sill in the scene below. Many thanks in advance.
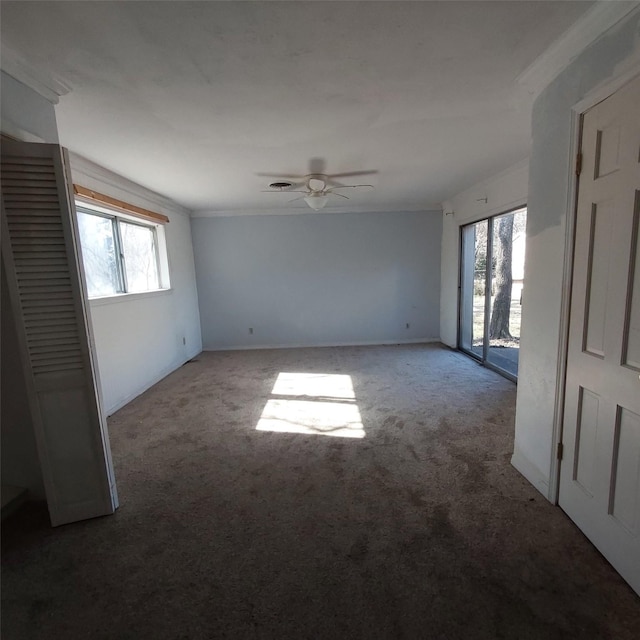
[88,288,172,307]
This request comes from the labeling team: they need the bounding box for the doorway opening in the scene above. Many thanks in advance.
[459,206,527,379]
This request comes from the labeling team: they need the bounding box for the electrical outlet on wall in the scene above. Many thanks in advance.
[249,328,254,335]
[406,323,410,329]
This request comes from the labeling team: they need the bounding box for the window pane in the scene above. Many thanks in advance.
[487,207,527,377]
[460,220,488,358]
[120,222,160,293]
[77,211,121,297]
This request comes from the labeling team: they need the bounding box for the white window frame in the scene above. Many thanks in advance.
[75,200,170,300]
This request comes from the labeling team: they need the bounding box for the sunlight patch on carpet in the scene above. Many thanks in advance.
[256,373,365,438]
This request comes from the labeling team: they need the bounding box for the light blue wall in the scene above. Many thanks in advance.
[513,7,640,497]
[192,211,442,350]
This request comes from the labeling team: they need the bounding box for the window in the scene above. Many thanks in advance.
[76,204,168,298]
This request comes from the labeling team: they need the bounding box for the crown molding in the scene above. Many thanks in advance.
[190,204,442,219]
[68,152,191,218]
[1,45,71,104]
[517,1,640,98]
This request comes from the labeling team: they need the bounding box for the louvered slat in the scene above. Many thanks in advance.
[10,239,69,247]
[16,256,69,271]
[3,196,61,204]
[7,206,67,212]
[2,157,55,166]
[12,249,67,258]
[27,338,81,349]
[18,288,74,297]
[23,319,77,328]
[2,154,84,378]
[33,362,86,375]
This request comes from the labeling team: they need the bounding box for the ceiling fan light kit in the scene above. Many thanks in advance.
[303,194,329,211]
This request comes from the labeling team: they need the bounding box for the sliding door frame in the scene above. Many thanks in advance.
[458,204,526,382]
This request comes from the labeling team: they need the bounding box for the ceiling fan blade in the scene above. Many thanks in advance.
[287,195,307,203]
[326,184,374,191]
[328,192,350,200]
[261,190,307,193]
[326,170,378,179]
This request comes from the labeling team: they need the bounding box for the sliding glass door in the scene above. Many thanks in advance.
[460,220,488,358]
[459,207,526,379]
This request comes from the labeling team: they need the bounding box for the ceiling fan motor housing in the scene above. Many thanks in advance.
[307,175,327,192]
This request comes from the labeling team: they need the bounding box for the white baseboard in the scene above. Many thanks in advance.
[511,449,552,502]
[203,338,440,352]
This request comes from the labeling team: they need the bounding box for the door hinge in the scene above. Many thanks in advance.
[575,152,582,176]
[557,442,564,461]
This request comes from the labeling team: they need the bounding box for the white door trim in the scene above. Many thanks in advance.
[551,63,640,504]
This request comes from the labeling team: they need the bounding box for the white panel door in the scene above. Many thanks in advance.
[560,74,640,594]
[1,140,118,526]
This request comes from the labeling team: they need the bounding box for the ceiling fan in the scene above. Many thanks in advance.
[258,169,376,211]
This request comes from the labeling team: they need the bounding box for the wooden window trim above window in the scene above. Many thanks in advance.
[73,185,170,225]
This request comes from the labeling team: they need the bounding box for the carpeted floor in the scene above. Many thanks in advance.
[2,344,638,639]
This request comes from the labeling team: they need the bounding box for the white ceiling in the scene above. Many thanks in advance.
[1,1,595,214]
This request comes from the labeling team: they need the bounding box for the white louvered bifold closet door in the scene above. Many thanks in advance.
[1,139,117,526]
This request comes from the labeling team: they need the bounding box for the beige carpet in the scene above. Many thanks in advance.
[2,344,638,639]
